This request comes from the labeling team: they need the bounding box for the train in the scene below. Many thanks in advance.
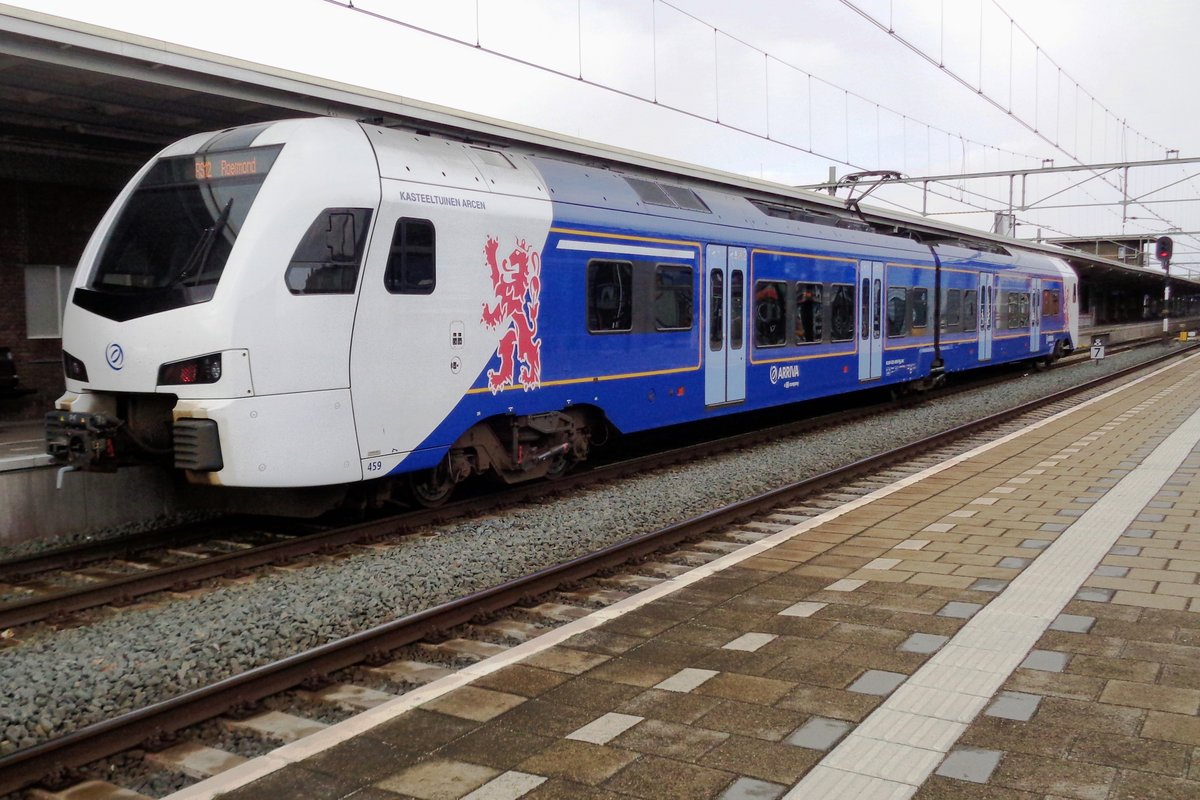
[45,117,1078,511]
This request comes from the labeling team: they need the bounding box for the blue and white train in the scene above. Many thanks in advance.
[46,117,1078,508]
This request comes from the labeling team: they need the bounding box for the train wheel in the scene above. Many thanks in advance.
[408,458,456,507]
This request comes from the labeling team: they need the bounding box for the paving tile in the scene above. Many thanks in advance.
[1068,730,1191,777]
[696,672,796,705]
[602,753,734,799]
[610,717,729,760]
[1048,613,1095,634]
[1099,680,1200,714]
[1019,649,1070,673]
[898,632,949,654]
[717,776,787,800]
[778,601,827,617]
[777,684,882,722]
[701,735,822,785]
[1108,771,1200,800]
[654,667,720,693]
[934,746,1003,784]
[462,771,547,800]
[695,700,807,742]
[422,686,528,722]
[847,669,907,696]
[937,601,984,619]
[984,691,1042,722]
[298,735,417,787]
[585,658,680,688]
[967,578,1009,593]
[566,712,644,745]
[368,708,480,752]
[468,665,573,699]
[522,647,612,675]
[376,758,500,800]
[989,751,1116,799]
[785,716,853,751]
[1141,710,1200,746]
[517,740,638,786]
[723,632,778,652]
[437,727,557,771]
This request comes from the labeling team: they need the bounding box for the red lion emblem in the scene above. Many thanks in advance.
[481,236,542,393]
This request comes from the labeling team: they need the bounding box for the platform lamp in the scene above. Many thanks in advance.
[1157,236,1173,343]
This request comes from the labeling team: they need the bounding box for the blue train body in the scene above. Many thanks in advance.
[49,118,1077,506]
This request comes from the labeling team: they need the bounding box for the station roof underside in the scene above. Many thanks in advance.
[0,4,1187,289]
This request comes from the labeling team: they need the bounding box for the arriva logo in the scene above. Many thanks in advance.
[106,343,125,371]
[769,364,800,384]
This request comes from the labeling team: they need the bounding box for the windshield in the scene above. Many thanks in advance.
[74,145,281,321]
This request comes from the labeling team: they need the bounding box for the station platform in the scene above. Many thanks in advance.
[171,354,1200,799]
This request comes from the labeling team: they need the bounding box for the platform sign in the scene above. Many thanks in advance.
[1090,336,1106,361]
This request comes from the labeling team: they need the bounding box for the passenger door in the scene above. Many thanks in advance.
[978,272,994,361]
[857,261,884,381]
[1029,278,1042,351]
[704,245,747,406]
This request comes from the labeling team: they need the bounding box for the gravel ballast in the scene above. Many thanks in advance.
[0,347,1188,756]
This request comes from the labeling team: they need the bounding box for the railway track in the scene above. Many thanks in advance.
[0,341,1148,635]
[1,343,1194,797]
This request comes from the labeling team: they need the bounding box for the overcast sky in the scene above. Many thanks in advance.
[13,0,1200,264]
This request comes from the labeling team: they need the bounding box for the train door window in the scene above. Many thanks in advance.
[1042,289,1060,317]
[911,287,929,328]
[709,269,724,350]
[730,270,744,349]
[286,208,373,295]
[654,264,693,331]
[384,218,436,294]
[754,280,787,347]
[860,278,870,339]
[588,260,633,332]
[963,290,977,331]
[942,289,962,331]
[830,283,854,342]
[886,286,908,337]
[873,279,883,338]
[796,282,824,343]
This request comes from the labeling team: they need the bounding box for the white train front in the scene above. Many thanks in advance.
[46,118,1078,507]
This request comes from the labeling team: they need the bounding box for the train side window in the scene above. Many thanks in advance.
[1042,289,1060,317]
[796,282,824,343]
[830,283,854,342]
[942,288,962,330]
[654,264,693,331]
[911,287,929,328]
[588,260,633,332]
[886,286,908,337]
[1005,291,1030,328]
[286,208,373,295]
[963,290,977,331]
[730,270,744,350]
[754,280,787,347]
[385,218,436,294]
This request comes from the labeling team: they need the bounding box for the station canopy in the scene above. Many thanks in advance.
[0,4,1188,291]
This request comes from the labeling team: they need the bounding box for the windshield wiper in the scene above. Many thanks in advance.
[170,198,233,287]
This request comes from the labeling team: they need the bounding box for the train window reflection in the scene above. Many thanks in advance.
[654,265,693,331]
[830,284,854,342]
[385,218,436,295]
[886,286,907,337]
[587,260,633,332]
[796,282,823,344]
[754,280,787,347]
